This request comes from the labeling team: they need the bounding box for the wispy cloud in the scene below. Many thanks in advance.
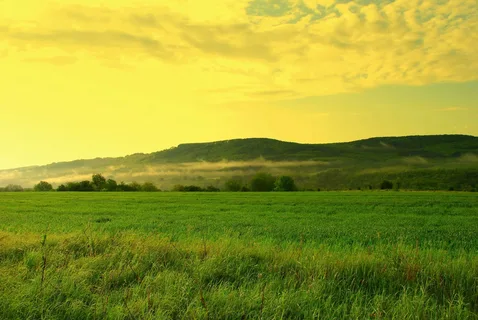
[439,107,470,112]
[24,56,77,65]
[1,0,477,101]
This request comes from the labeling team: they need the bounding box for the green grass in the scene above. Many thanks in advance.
[0,192,477,319]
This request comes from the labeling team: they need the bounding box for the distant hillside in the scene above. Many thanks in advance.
[143,134,478,163]
[1,134,478,191]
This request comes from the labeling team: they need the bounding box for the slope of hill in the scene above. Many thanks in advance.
[143,134,478,163]
[1,134,477,190]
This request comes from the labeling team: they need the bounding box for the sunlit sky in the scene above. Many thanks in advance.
[1,0,477,169]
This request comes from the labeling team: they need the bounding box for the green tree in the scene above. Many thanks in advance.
[274,176,297,191]
[79,181,94,191]
[172,184,186,192]
[5,184,23,192]
[34,181,53,192]
[380,180,393,190]
[183,185,203,192]
[129,182,142,191]
[92,174,107,191]
[66,182,81,191]
[105,179,118,191]
[250,172,275,192]
[142,182,159,192]
[205,185,220,192]
[224,177,242,191]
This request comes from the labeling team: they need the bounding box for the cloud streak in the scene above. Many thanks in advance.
[0,0,477,101]
[439,107,469,112]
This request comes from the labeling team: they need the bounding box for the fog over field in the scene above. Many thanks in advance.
[1,135,477,191]
[0,160,328,189]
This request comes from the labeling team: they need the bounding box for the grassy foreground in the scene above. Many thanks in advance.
[0,192,477,319]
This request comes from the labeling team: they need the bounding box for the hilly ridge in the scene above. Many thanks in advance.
[143,134,478,163]
[1,134,478,190]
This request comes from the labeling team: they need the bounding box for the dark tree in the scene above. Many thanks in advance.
[34,181,53,192]
[105,179,118,191]
[250,172,276,192]
[5,184,24,192]
[224,177,243,192]
[117,181,140,191]
[205,185,220,192]
[274,176,297,191]
[172,184,186,192]
[129,182,142,191]
[183,185,203,192]
[57,184,68,192]
[172,185,204,192]
[66,182,81,191]
[380,180,393,190]
[142,182,159,192]
[92,174,107,191]
[79,180,94,191]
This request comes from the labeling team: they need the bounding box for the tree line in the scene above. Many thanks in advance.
[2,170,475,192]
[0,173,300,192]
[55,174,160,192]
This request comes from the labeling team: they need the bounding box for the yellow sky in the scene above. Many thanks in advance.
[1,0,477,169]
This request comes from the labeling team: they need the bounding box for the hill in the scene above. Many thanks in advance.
[143,134,478,162]
[1,134,477,191]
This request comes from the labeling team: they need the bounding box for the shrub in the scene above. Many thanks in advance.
[4,184,24,192]
[105,179,118,191]
[274,176,297,192]
[172,184,186,192]
[78,181,94,191]
[92,174,106,191]
[183,185,203,192]
[34,181,53,192]
[250,173,275,192]
[117,182,141,192]
[224,178,243,192]
[141,182,159,192]
[129,182,142,191]
[172,185,204,192]
[380,180,393,190]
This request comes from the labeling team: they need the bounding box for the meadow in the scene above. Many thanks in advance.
[0,192,477,319]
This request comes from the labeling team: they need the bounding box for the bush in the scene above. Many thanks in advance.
[250,173,275,192]
[117,182,141,192]
[172,184,185,192]
[105,179,118,191]
[4,184,24,192]
[183,185,203,192]
[34,181,53,192]
[205,185,220,192]
[92,174,106,191]
[380,180,393,190]
[172,185,204,192]
[78,181,94,191]
[129,182,142,191]
[274,176,297,192]
[141,182,159,192]
[224,178,243,192]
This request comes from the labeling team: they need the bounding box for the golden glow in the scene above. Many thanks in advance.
[0,0,477,169]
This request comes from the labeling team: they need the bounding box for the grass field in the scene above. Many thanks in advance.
[0,192,477,319]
